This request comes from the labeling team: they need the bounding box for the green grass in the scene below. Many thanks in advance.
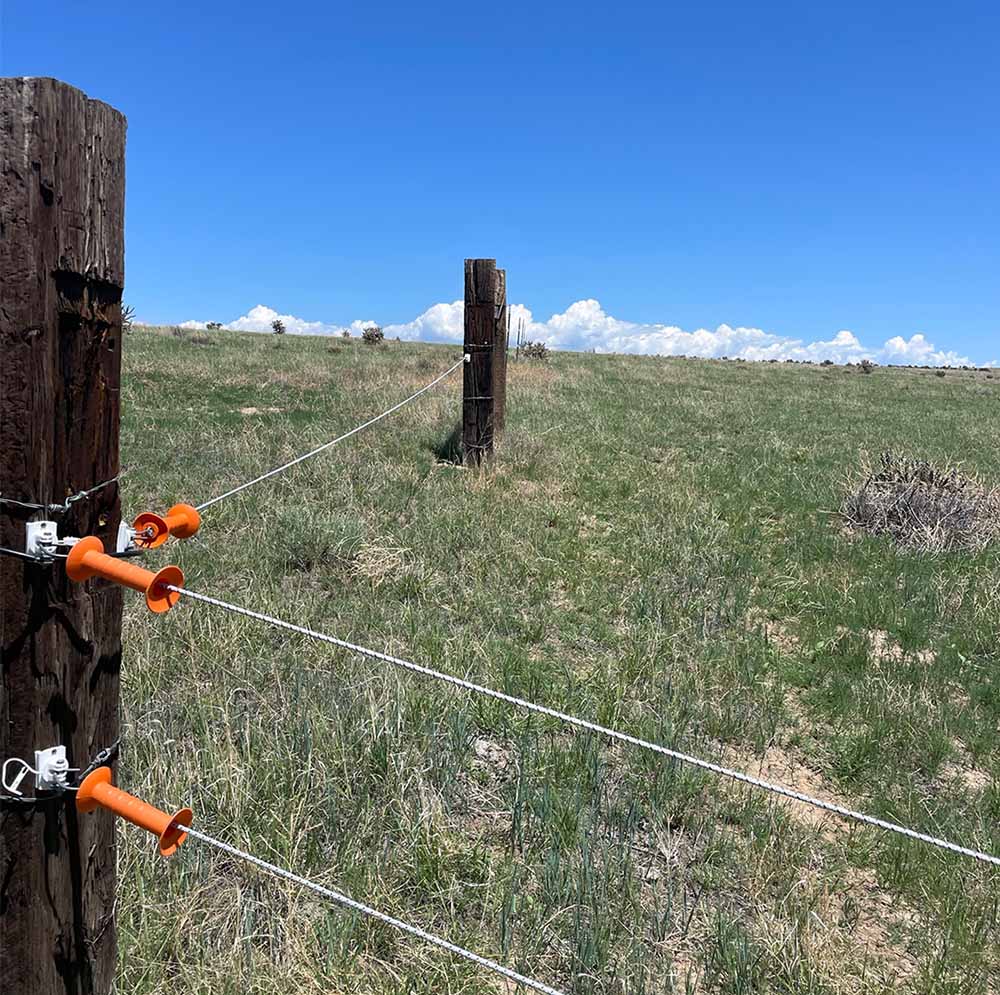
[117,325,1000,994]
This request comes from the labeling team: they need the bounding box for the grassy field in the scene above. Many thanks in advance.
[116,325,999,995]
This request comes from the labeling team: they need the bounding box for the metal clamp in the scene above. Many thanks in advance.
[24,521,88,561]
[2,745,77,796]
[24,520,59,560]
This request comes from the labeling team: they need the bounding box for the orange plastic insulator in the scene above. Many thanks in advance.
[132,502,201,549]
[76,767,192,856]
[66,536,184,613]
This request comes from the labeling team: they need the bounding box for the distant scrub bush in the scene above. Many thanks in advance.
[206,321,223,330]
[521,340,549,360]
[362,325,384,345]
[272,319,286,335]
[842,451,999,551]
[859,358,876,374]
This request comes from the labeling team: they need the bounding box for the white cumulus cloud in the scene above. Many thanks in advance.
[180,300,984,367]
[879,333,974,367]
[385,301,465,343]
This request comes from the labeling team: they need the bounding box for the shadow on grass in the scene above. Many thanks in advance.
[431,422,463,464]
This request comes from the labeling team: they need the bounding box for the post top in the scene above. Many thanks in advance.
[0,75,125,118]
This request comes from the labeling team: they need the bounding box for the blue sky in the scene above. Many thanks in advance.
[3,1,997,364]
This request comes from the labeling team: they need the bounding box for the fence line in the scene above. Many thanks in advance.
[167,584,1000,868]
[183,824,565,994]
[195,356,466,512]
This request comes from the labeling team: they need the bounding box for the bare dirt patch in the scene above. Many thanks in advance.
[866,628,936,666]
[764,620,800,655]
[726,742,851,833]
[746,608,801,656]
[833,866,920,982]
[471,736,513,775]
[939,760,993,794]
[939,739,993,794]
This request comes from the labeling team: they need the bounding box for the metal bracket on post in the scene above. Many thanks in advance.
[24,522,86,562]
[34,746,73,792]
[24,521,58,560]
[2,745,75,797]
[116,522,136,553]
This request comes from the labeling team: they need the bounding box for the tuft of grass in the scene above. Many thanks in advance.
[841,451,1000,551]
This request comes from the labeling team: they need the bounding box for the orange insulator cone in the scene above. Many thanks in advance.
[77,767,192,856]
[66,536,183,613]
[133,503,201,549]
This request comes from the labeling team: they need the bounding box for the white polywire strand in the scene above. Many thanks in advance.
[183,825,567,995]
[168,585,1000,868]
[195,357,466,512]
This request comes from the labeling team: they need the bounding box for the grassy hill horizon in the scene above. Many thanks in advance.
[132,322,998,371]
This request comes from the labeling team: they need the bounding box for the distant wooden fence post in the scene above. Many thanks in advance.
[462,258,507,463]
[493,269,508,435]
[0,77,125,995]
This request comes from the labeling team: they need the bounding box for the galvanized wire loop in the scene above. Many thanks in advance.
[0,471,124,517]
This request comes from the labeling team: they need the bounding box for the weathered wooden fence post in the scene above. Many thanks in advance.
[462,258,507,463]
[1,77,125,995]
[493,268,508,435]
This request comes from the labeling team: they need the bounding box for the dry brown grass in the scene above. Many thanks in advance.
[842,451,1000,551]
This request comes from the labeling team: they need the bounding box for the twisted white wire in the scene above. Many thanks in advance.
[196,356,466,512]
[168,585,1000,867]
[0,470,123,515]
[183,825,566,995]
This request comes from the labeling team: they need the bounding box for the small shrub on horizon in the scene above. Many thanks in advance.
[521,340,549,360]
[272,319,286,335]
[206,321,223,330]
[362,325,385,345]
